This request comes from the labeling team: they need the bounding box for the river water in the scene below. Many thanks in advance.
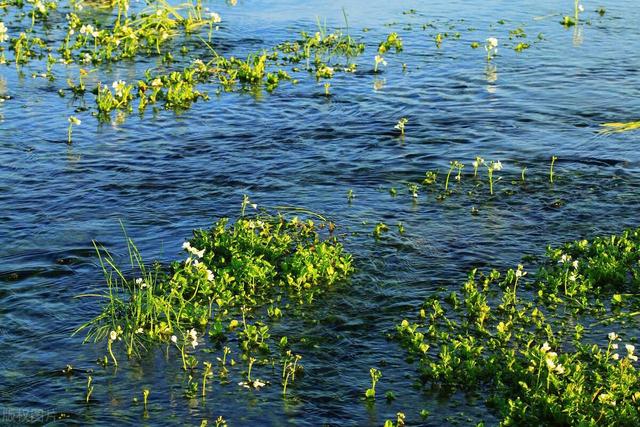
[1,0,639,425]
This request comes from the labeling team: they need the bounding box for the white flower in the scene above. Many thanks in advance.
[187,328,199,348]
[626,344,637,360]
[374,55,387,67]
[80,24,95,36]
[68,116,81,125]
[612,353,620,360]
[112,80,126,97]
[560,254,572,264]
[555,364,565,374]
[540,342,551,353]
[608,332,619,341]
[135,278,143,285]
[207,269,215,281]
[109,330,117,341]
[151,78,163,88]
[182,241,192,251]
[136,328,144,334]
[170,335,178,344]
[613,343,619,349]
[208,12,221,23]
[578,4,584,12]
[0,22,8,43]
[545,358,556,370]
[193,247,205,258]
[572,260,579,269]
[34,0,46,13]
[486,37,498,49]
[251,203,257,210]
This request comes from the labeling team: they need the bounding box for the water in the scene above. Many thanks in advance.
[1,0,639,425]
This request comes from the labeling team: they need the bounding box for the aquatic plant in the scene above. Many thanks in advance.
[142,388,150,409]
[85,375,93,403]
[600,120,640,134]
[485,37,498,61]
[549,155,558,183]
[374,54,386,73]
[395,227,640,425]
[67,115,80,144]
[76,202,353,396]
[445,161,463,192]
[472,156,484,177]
[486,160,503,195]
[384,412,406,427]
[364,367,381,399]
[394,117,408,135]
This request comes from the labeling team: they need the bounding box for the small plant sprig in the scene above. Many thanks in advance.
[172,328,199,371]
[85,376,94,403]
[67,116,81,144]
[373,222,389,239]
[142,388,150,409]
[107,329,120,366]
[486,160,503,195]
[202,361,213,397]
[282,351,302,396]
[384,412,406,427]
[347,189,354,203]
[365,367,382,399]
[374,54,387,73]
[445,161,463,192]
[549,155,558,183]
[472,156,484,177]
[485,37,498,61]
[394,117,408,135]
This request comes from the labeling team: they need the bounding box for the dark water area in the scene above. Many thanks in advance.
[1,0,639,425]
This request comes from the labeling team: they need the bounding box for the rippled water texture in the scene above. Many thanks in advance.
[1,0,640,425]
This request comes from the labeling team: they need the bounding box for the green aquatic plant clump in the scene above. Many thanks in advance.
[77,207,353,359]
[537,228,640,306]
[395,228,640,425]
